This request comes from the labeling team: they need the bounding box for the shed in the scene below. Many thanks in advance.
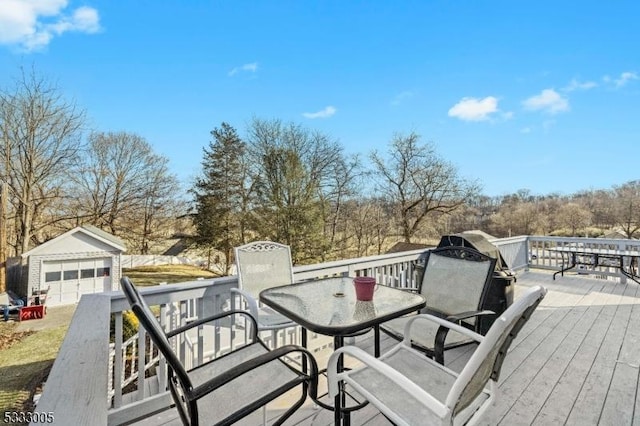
[21,225,126,306]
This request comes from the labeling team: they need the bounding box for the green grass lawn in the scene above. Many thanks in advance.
[0,264,219,423]
[0,323,68,424]
[122,263,217,286]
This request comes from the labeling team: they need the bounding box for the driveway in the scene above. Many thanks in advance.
[15,304,77,332]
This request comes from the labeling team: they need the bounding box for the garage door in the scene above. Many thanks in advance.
[43,258,112,306]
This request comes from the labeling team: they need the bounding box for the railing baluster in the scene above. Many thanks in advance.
[136,327,146,400]
[158,303,167,392]
[179,300,190,367]
[214,293,222,358]
[197,297,204,366]
[113,312,123,408]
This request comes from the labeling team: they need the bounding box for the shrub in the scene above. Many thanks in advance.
[109,311,140,343]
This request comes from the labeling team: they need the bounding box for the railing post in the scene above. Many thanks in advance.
[618,241,628,284]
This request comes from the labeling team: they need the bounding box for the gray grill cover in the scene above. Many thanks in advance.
[437,233,509,271]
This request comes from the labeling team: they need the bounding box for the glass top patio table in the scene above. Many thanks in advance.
[259,276,426,337]
[261,277,425,425]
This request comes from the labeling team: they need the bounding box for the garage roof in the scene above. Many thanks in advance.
[22,225,126,257]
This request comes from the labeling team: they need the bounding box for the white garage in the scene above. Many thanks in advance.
[21,225,126,306]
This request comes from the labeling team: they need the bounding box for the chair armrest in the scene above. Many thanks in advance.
[166,309,258,342]
[230,288,259,319]
[326,346,447,419]
[191,344,319,400]
[445,310,494,323]
[404,313,485,365]
[437,311,493,363]
[403,314,484,346]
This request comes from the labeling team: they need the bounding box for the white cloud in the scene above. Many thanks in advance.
[520,127,532,134]
[228,62,258,76]
[614,71,638,87]
[448,96,499,121]
[522,89,569,114]
[563,78,597,92]
[390,90,414,106]
[0,0,100,51]
[302,106,336,119]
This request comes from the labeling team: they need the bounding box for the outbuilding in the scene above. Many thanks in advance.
[20,225,126,306]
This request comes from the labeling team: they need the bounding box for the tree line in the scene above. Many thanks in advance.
[191,119,640,273]
[2,68,639,291]
[191,119,479,271]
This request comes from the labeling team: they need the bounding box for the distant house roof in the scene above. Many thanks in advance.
[22,225,126,257]
[386,241,432,254]
[163,238,191,256]
[599,230,629,239]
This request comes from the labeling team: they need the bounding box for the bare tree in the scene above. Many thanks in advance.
[371,132,479,243]
[557,202,592,236]
[319,154,361,259]
[128,157,183,254]
[346,197,394,256]
[612,181,640,238]
[246,118,345,262]
[71,131,180,251]
[575,189,616,230]
[0,68,85,256]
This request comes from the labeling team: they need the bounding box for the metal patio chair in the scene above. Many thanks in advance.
[380,246,497,364]
[328,285,547,426]
[121,277,318,426]
[233,241,299,346]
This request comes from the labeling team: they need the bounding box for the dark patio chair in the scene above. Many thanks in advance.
[121,277,318,426]
[380,246,497,364]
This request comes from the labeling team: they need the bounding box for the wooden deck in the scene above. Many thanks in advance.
[133,270,640,425]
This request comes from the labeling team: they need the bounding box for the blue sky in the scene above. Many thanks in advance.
[0,1,638,197]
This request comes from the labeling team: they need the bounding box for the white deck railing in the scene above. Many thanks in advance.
[33,235,640,425]
[527,235,640,281]
[33,248,430,425]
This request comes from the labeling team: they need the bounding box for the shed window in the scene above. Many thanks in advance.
[45,271,61,282]
[97,267,110,277]
[81,269,95,279]
[63,270,79,280]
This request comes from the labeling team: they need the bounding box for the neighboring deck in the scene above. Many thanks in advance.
[134,269,640,425]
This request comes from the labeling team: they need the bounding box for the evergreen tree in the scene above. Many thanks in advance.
[192,123,247,272]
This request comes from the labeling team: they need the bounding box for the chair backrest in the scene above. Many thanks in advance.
[446,285,547,416]
[235,241,295,297]
[120,277,192,390]
[420,246,496,319]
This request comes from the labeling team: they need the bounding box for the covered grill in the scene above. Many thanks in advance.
[437,232,515,334]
